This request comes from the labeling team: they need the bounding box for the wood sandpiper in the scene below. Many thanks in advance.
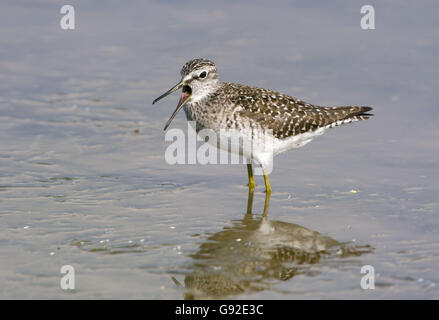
[153,58,373,195]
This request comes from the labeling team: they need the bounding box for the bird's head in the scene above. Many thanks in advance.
[153,58,219,130]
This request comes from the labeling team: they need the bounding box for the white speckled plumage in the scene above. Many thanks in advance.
[156,58,373,173]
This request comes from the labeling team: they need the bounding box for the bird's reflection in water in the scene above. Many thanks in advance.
[179,189,373,299]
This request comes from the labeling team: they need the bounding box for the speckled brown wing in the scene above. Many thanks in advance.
[224,83,373,139]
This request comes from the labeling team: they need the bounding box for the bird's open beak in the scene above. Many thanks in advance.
[152,81,192,131]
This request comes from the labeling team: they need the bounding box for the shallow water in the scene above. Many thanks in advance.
[1,1,438,299]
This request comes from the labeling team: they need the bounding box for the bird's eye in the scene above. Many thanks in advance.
[199,71,207,79]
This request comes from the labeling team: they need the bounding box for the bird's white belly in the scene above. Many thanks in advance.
[271,127,327,156]
[209,126,326,168]
[192,116,327,169]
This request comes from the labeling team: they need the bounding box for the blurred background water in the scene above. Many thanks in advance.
[0,0,438,299]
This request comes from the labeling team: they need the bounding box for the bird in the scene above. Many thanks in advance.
[152,58,373,194]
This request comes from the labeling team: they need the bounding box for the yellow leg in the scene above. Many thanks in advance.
[263,190,271,217]
[263,167,272,194]
[246,185,254,215]
[247,164,255,190]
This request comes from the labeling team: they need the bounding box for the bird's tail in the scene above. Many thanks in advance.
[336,106,373,120]
[322,106,373,129]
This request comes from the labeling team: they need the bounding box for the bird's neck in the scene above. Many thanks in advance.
[184,82,224,125]
[189,81,222,104]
